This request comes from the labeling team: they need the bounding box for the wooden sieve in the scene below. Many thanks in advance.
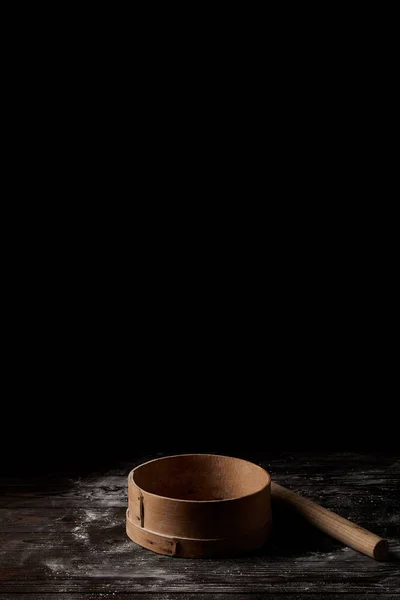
[126,454,388,559]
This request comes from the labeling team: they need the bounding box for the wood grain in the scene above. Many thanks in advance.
[1,596,398,600]
[0,452,399,599]
[126,507,271,558]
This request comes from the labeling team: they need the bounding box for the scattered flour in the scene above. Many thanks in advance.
[72,509,102,543]
[45,558,67,574]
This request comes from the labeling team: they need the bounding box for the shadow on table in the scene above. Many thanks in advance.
[387,548,400,563]
[255,502,399,563]
[254,501,344,559]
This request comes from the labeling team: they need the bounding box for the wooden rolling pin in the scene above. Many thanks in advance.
[271,482,389,560]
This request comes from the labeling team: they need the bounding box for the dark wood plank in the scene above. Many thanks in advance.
[2,596,399,600]
[0,452,399,598]
[0,504,399,537]
[2,596,400,600]
[0,507,121,532]
[1,523,399,593]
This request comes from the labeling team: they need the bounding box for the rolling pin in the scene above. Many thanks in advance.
[271,482,389,560]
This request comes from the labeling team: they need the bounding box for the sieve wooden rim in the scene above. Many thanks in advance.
[126,453,272,557]
[128,453,271,503]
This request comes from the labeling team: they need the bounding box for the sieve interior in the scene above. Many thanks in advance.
[132,454,270,501]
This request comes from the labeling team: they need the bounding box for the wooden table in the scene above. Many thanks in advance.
[1,451,399,599]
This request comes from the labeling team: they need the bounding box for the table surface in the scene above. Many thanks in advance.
[1,451,399,600]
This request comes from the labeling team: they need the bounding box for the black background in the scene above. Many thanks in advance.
[4,158,397,474]
[6,378,398,474]
[3,0,397,475]
[5,223,397,475]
